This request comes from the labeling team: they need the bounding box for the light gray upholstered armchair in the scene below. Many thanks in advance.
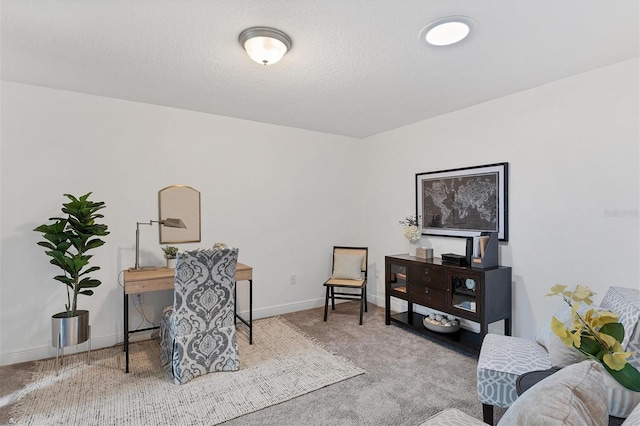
[160,247,240,384]
[477,286,640,424]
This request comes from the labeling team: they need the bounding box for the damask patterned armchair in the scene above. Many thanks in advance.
[160,247,240,384]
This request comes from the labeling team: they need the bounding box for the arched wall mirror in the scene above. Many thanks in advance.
[158,185,201,243]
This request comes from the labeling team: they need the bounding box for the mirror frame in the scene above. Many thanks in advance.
[158,185,201,243]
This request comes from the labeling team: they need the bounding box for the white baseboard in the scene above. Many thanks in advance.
[1,295,388,366]
[243,297,325,320]
[240,294,384,320]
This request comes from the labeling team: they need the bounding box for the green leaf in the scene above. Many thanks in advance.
[79,266,100,276]
[78,278,101,289]
[604,363,640,392]
[578,336,601,357]
[36,241,56,250]
[53,276,74,289]
[84,239,106,251]
[34,219,67,234]
[48,251,72,272]
[600,322,625,344]
[53,275,74,285]
[78,290,94,296]
[57,242,72,253]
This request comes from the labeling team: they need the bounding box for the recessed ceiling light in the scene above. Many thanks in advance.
[421,16,474,46]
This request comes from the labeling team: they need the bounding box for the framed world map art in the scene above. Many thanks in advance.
[415,162,509,241]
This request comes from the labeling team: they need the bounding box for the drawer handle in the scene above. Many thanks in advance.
[424,288,429,294]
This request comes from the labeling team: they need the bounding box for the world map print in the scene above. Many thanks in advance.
[421,172,498,232]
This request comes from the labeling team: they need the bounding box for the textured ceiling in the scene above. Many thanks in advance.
[1,0,638,138]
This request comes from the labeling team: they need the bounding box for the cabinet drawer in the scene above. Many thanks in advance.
[408,264,447,290]
[408,285,447,311]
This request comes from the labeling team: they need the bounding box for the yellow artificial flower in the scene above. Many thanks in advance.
[572,284,595,304]
[604,353,628,371]
[585,308,618,329]
[603,347,631,371]
[599,332,617,349]
[546,285,567,297]
[571,303,582,329]
[572,320,585,336]
[598,334,631,370]
[551,316,581,347]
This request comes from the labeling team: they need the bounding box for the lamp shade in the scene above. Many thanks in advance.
[239,27,292,65]
[160,218,186,228]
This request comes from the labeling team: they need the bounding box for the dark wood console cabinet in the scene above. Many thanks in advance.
[385,254,512,355]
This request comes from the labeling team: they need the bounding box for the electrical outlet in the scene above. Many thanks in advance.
[135,293,143,304]
[289,274,296,285]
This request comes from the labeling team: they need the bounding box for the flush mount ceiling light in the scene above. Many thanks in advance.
[239,27,292,65]
[421,16,474,46]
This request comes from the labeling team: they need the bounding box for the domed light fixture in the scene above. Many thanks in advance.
[421,16,474,46]
[239,27,292,65]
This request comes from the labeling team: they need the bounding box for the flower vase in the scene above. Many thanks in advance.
[408,240,419,257]
[166,258,176,269]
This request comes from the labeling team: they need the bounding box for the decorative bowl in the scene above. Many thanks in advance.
[423,317,460,334]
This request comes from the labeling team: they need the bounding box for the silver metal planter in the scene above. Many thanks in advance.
[51,310,91,375]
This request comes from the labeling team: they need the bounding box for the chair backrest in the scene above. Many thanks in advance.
[173,247,239,335]
[332,246,368,280]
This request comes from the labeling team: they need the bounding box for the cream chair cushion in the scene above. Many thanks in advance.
[332,254,363,280]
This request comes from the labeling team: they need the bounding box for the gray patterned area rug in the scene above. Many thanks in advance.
[9,317,365,425]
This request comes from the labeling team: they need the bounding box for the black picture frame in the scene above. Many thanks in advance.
[415,162,509,241]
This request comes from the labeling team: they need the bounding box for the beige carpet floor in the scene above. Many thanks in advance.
[6,316,364,425]
[3,303,628,425]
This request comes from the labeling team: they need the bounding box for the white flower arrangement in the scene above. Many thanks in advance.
[403,225,421,242]
[399,215,421,242]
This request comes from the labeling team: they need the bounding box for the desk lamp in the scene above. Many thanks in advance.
[131,218,186,271]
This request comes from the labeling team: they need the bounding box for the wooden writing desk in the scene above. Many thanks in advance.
[123,262,253,373]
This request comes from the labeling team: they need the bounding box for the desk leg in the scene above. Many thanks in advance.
[249,279,253,345]
[234,282,237,325]
[233,279,253,345]
[124,292,130,373]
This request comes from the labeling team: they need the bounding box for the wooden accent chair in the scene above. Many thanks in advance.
[323,246,368,325]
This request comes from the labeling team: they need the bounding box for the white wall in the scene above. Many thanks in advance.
[363,58,640,339]
[0,83,364,364]
[1,58,638,365]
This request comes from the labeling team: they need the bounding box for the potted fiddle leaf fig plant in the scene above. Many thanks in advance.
[162,246,179,268]
[33,192,109,350]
